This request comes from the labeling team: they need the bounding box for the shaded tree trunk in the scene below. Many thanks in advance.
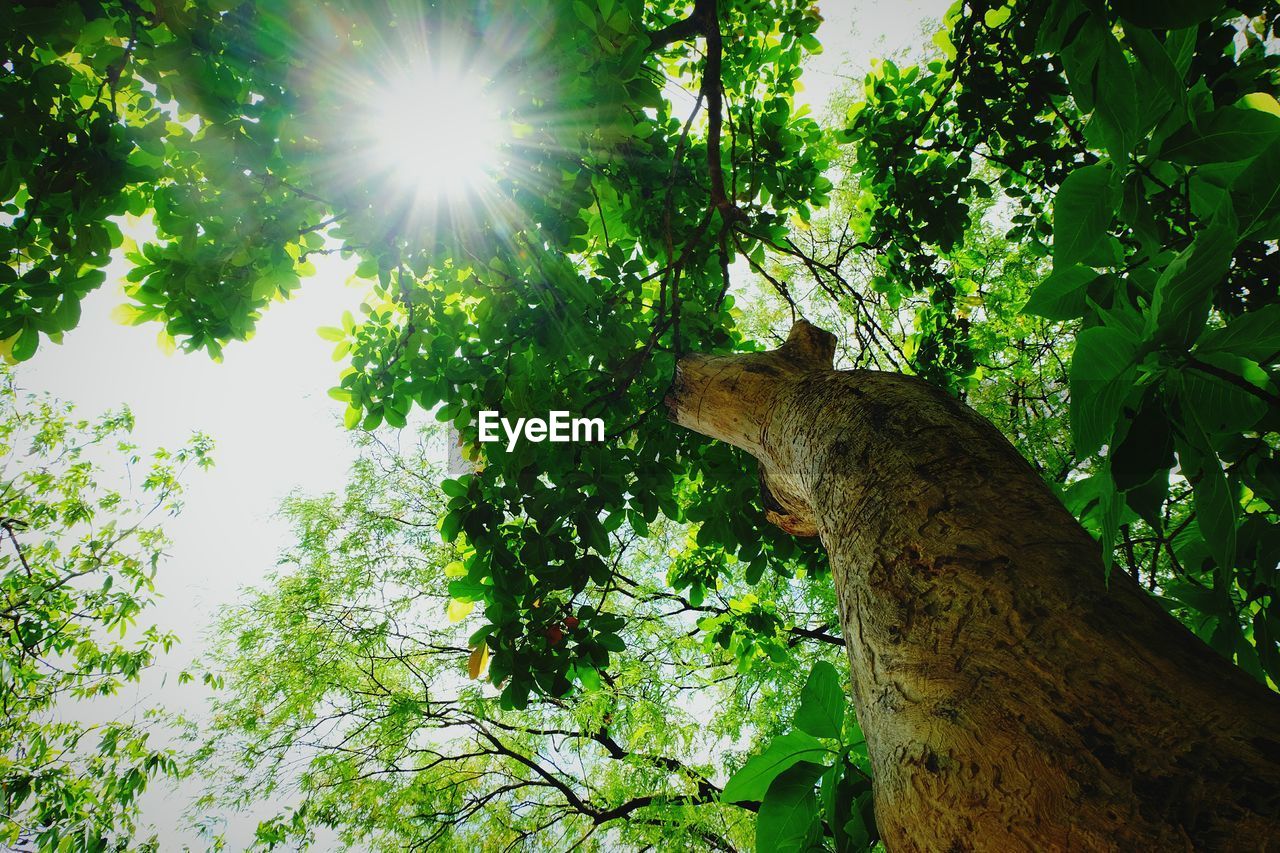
[666,321,1280,851]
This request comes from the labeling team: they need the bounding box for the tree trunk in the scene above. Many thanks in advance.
[666,321,1280,852]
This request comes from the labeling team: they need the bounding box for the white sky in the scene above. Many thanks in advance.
[16,250,365,848]
[11,2,949,847]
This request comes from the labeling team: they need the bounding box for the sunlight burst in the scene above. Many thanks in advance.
[363,65,506,201]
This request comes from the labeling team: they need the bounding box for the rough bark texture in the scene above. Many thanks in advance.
[667,321,1280,852]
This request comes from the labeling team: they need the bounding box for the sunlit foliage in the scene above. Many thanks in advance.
[0,372,211,850]
[5,0,1280,848]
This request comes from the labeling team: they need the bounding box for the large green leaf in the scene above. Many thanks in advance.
[1111,389,1174,492]
[846,791,878,852]
[1053,163,1118,267]
[1231,135,1280,238]
[756,761,825,853]
[1069,325,1142,456]
[1255,605,1280,685]
[1059,14,1105,113]
[822,758,876,853]
[1093,32,1138,162]
[721,731,832,804]
[1178,362,1267,435]
[1023,265,1100,320]
[1197,304,1280,364]
[1174,413,1237,579]
[1122,24,1182,128]
[1036,0,1089,53]
[1148,212,1237,347]
[1162,107,1280,165]
[794,661,846,739]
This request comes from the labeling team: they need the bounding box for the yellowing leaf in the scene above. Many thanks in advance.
[984,5,1012,27]
[0,332,18,365]
[1240,92,1280,118]
[110,303,149,326]
[467,643,489,680]
[932,28,956,60]
[447,599,475,623]
[156,330,175,355]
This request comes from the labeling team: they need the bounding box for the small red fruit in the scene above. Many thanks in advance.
[546,626,564,645]
[563,616,580,630]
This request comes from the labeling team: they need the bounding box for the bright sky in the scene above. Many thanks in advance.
[17,250,365,847]
[12,2,950,847]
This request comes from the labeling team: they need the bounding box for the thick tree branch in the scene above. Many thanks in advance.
[788,623,845,647]
[647,0,715,49]
[645,0,742,220]
[701,0,731,216]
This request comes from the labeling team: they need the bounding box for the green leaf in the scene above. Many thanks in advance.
[1023,265,1099,320]
[577,514,610,555]
[1112,0,1224,28]
[1123,24,1182,126]
[251,275,277,302]
[1179,359,1268,434]
[1254,607,1280,684]
[1111,388,1174,492]
[1069,325,1141,456]
[572,0,596,28]
[1174,412,1236,579]
[1093,33,1138,162]
[1037,0,1087,54]
[821,757,876,853]
[440,510,463,544]
[755,761,825,853]
[12,327,39,362]
[1231,135,1280,238]
[53,296,82,332]
[721,731,831,804]
[1059,15,1104,113]
[1197,304,1280,363]
[596,632,625,652]
[1162,107,1280,165]
[440,477,467,498]
[1125,468,1171,531]
[499,680,530,711]
[1149,211,1237,347]
[574,662,602,691]
[793,661,845,739]
[984,6,1012,27]
[846,791,878,851]
[1053,163,1117,266]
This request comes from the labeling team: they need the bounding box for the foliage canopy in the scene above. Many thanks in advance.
[0,372,211,850]
[5,0,1280,848]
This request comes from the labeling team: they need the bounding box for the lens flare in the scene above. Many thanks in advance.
[360,64,506,202]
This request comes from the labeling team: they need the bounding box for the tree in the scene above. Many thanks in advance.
[0,370,212,851]
[195,427,851,851]
[6,0,1280,848]
[670,320,1280,848]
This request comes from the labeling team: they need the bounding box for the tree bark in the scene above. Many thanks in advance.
[666,321,1280,852]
